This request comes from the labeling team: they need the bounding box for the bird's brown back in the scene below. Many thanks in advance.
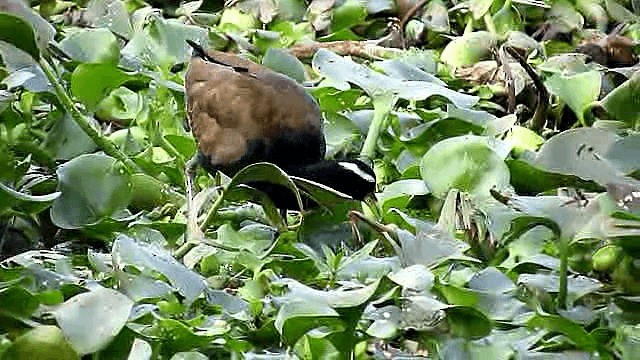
[185,49,324,172]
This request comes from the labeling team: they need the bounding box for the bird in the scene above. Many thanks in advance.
[183,40,377,233]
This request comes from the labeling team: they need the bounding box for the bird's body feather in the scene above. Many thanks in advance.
[185,49,325,176]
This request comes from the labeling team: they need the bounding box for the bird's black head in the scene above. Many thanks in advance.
[293,159,377,202]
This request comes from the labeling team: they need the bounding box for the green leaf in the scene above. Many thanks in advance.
[0,182,60,215]
[122,15,207,68]
[0,42,50,92]
[545,71,601,124]
[332,0,367,31]
[4,326,79,360]
[54,286,133,355]
[599,72,640,126]
[43,113,98,160]
[0,12,40,60]
[0,286,40,319]
[84,0,133,38]
[420,135,511,199]
[50,153,132,229]
[532,128,627,186]
[59,28,120,64]
[441,31,498,68]
[112,234,207,302]
[95,87,143,122]
[71,64,143,110]
[262,48,306,83]
[527,313,599,351]
[313,49,479,108]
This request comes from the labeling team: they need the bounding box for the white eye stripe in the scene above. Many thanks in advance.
[338,162,375,183]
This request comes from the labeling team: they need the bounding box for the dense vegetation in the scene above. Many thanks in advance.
[1,0,640,358]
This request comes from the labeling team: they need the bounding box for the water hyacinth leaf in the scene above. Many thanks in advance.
[0,13,37,61]
[95,87,143,122]
[112,234,207,302]
[262,48,306,83]
[3,326,79,360]
[84,0,133,38]
[0,42,50,92]
[71,64,145,110]
[387,264,435,292]
[518,273,602,304]
[50,154,132,229]
[599,72,640,126]
[422,0,450,32]
[440,31,498,68]
[59,28,120,64]
[545,71,601,124]
[54,286,133,355]
[527,313,599,351]
[332,0,367,31]
[121,15,207,68]
[312,49,478,108]
[0,182,60,215]
[43,113,98,160]
[420,135,511,199]
[532,128,626,186]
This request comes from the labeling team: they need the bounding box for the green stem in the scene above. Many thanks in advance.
[201,188,226,231]
[557,237,569,310]
[360,95,395,159]
[39,58,138,172]
[464,16,474,35]
[158,135,185,169]
[483,13,497,34]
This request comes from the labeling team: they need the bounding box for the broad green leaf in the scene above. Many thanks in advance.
[0,182,60,215]
[545,71,601,124]
[0,12,40,60]
[43,113,98,160]
[420,135,511,199]
[59,28,120,64]
[262,47,306,83]
[527,313,599,351]
[616,324,640,360]
[518,273,602,304]
[71,64,143,110]
[0,286,39,319]
[3,326,79,360]
[54,287,133,355]
[313,49,479,108]
[218,7,259,32]
[599,72,640,126]
[441,32,498,68]
[532,128,628,186]
[84,0,133,38]
[50,154,132,229]
[146,318,215,354]
[0,42,50,92]
[112,234,207,302]
[387,264,434,291]
[95,87,143,122]
[121,15,207,68]
[332,0,367,31]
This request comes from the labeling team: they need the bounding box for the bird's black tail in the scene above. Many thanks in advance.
[186,39,208,59]
[185,39,249,73]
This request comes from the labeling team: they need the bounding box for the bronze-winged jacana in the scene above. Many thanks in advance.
[183,40,376,233]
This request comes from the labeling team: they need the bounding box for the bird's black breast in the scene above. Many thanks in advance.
[197,127,326,177]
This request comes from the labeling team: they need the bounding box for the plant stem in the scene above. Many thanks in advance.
[557,237,569,310]
[483,13,497,34]
[201,188,226,231]
[39,57,138,172]
[360,94,395,159]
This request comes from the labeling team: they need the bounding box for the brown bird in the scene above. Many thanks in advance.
[183,40,376,232]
